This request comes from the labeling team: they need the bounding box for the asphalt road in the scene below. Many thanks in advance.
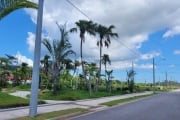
[71,91,180,120]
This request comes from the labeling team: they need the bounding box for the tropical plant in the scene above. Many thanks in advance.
[42,23,75,95]
[40,55,51,89]
[74,20,96,88]
[96,24,118,91]
[106,70,113,93]
[102,54,111,91]
[0,57,9,87]
[18,62,30,84]
[126,69,136,93]
[84,62,98,96]
[0,0,38,20]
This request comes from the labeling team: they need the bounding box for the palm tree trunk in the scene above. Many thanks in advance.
[105,64,108,92]
[97,41,102,92]
[88,77,92,96]
[80,39,88,90]
[52,63,59,95]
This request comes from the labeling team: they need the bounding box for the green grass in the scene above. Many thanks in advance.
[0,92,29,109]
[14,108,88,120]
[39,89,120,100]
[0,92,45,109]
[100,94,154,106]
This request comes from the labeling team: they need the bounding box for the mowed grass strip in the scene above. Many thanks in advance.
[15,108,88,120]
[39,89,126,101]
[0,92,29,109]
[100,94,154,106]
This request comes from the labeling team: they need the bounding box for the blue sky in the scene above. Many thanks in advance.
[0,0,180,83]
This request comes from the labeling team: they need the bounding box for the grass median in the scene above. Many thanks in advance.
[14,108,88,120]
[100,94,154,106]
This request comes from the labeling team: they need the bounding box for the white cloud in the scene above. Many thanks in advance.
[15,52,33,67]
[26,32,35,53]
[25,0,180,69]
[174,50,180,55]
[135,63,153,69]
[26,32,51,54]
[163,26,180,38]
[140,51,161,60]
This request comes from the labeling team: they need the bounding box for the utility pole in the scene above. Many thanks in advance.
[166,71,168,87]
[29,0,44,117]
[153,57,155,93]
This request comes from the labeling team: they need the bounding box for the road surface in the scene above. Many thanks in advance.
[72,91,180,120]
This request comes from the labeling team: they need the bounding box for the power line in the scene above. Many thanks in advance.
[66,0,91,20]
[66,0,142,61]
[117,39,141,59]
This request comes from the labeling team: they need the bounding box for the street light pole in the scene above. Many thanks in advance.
[29,0,44,117]
[153,57,155,94]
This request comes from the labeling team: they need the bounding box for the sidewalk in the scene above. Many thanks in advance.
[0,91,153,120]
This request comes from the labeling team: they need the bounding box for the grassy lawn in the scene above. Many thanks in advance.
[39,89,122,100]
[100,94,154,106]
[15,108,88,120]
[0,92,29,109]
[0,92,45,109]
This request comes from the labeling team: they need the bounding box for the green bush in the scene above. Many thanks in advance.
[16,84,31,90]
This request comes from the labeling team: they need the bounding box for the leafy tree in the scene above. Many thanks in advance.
[42,23,75,95]
[127,69,136,93]
[96,24,118,91]
[74,20,96,88]
[102,54,111,91]
[0,0,37,20]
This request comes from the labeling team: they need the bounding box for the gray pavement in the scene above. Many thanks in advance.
[72,90,180,120]
[10,91,30,99]
[0,91,153,120]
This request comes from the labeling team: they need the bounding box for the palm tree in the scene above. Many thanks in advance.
[19,62,30,84]
[42,23,75,95]
[84,62,98,96]
[75,20,96,88]
[96,24,118,91]
[0,0,38,20]
[41,55,50,76]
[126,69,136,93]
[40,54,51,89]
[106,70,113,93]
[101,54,111,91]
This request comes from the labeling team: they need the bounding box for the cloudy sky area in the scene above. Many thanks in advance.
[0,0,180,82]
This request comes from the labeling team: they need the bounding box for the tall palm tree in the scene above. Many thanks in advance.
[42,23,75,95]
[75,20,96,88]
[96,24,118,91]
[0,0,38,20]
[102,54,111,91]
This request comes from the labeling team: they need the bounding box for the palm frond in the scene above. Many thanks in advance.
[42,39,54,58]
[0,0,38,20]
